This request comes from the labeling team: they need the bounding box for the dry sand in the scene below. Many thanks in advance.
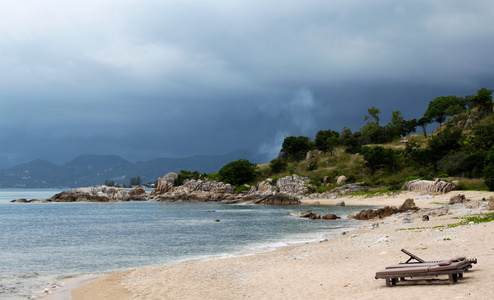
[46,191,494,300]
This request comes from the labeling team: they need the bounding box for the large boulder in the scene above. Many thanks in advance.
[152,172,178,194]
[449,194,469,204]
[352,198,418,220]
[276,175,312,195]
[403,179,454,194]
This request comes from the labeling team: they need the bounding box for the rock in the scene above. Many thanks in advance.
[47,186,130,202]
[488,196,494,211]
[290,210,340,220]
[11,198,28,203]
[398,198,418,212]
[276,174,312,195]
[336,175,347,185]
[323,176,330,184]
[402,217,413,223]
[306,151,313,160]
[449,194,468,204]
[464,115,477,128]
[129,187,146,196]
[321,214,341,220]
[457,120,465,128]
[258,192,300,205]
[352,199,419,220]
[465,201,482,209]
[403,179,455,194]
[256,180,277,195]
[336,200,345,206]
[422,215,430,221]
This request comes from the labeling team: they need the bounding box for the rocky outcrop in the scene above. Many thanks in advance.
[44,186,141,202]
[403,179,455,194]
[253,192,300,205]
[150,179,234,202]
[276,174,312,195]
[152,172,178,194]
[307,183,367,199]
[351,199,418,220]
[290,210,340,220]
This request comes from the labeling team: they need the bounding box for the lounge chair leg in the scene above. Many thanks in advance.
[449,274,455,285]
[385,278,391,287]
[391,278,397,286]
[459,273,463,279]
[453,274,458,283]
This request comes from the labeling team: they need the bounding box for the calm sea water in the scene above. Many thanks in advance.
[0,189,370,299]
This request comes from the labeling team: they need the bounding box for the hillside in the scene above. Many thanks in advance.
[0,150,270,188]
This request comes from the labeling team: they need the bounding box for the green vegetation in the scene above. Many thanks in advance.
[231,87,494,193]
[217,159,257,186]
[109,87,494,193]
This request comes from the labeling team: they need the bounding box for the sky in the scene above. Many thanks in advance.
[1,0,494,168]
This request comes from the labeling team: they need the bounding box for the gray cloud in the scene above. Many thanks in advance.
[1,1,494,168]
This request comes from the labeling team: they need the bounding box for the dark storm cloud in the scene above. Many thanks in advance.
[1,1,494,168]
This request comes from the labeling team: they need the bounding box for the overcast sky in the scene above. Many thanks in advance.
[1,0,494,168]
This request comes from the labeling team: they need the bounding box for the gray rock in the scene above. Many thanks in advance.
[336,200,346,206]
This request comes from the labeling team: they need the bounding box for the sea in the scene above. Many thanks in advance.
[0,189,372,299]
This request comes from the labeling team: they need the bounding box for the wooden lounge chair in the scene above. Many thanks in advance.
[400,248,477,267]
[375,260,471,287]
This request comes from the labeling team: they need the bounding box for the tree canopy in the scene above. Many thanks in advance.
[218,159,257,186]
[279,136,313,162]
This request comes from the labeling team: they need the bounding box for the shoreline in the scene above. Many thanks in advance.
[42,190,493,299]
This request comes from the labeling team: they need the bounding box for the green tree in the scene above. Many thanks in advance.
[484,146,494,191]
[417,116,431,137]
[384,111,417,140]
[363,146,397,175]
[364,106,381,125]
[427,127,463,163]
[424,95,465,124]
[129,176,142,186]
[314,129,340,154]
[218,159,257,186]
[470,88,493,116]
[269,158,287,173]
[279,136,313,162]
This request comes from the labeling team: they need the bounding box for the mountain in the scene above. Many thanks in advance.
[0,150,271,188]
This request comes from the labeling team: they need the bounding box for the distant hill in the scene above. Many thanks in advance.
[0,150,271,188]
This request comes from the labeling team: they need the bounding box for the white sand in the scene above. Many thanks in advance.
[44,191,494,300]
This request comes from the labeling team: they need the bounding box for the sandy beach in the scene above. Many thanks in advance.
[46,190,494,300]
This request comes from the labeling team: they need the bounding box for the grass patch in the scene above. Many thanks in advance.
[396,212,494,231]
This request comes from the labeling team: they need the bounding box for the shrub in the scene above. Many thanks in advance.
[269,158,287,173]
[218,159,257,186]
[307,161,318,171]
